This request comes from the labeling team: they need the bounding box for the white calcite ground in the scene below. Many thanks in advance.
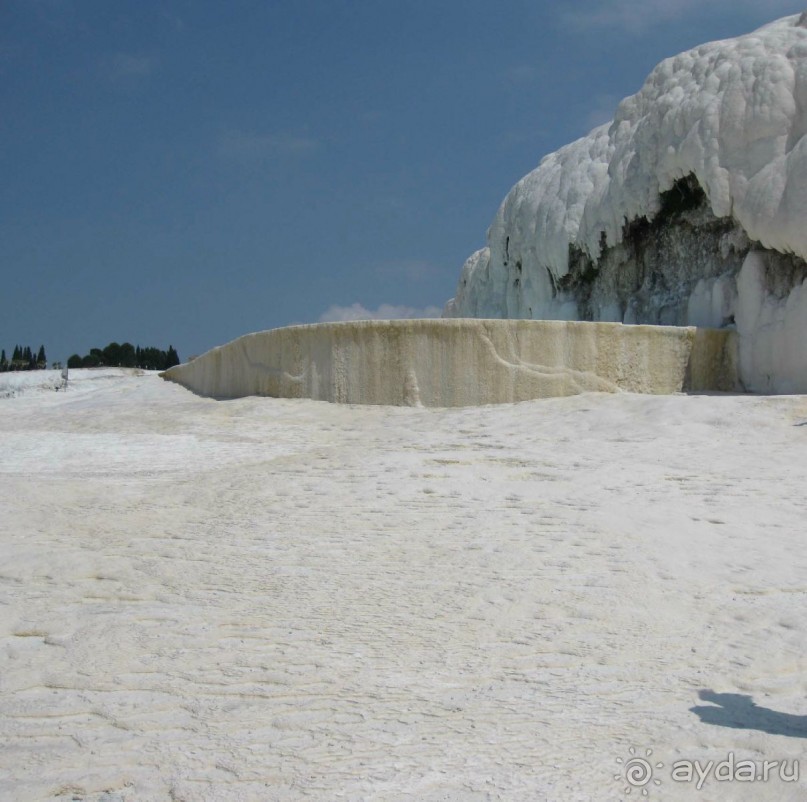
[1,370,806,801]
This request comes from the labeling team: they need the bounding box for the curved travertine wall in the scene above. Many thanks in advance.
[162,319,738,407]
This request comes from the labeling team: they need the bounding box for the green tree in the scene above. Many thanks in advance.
[103,342,122,366]
[13,346,27,370]
[65,341,180,371]
[36,345,46,368]
[119,342,136,368]
[165,345,180,368]
[0,349,6,371]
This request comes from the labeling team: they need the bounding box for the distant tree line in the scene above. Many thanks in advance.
[0,345,47,371]
[67,342,180,371]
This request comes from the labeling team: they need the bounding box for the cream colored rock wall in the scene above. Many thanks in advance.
[162,319,738,407]
[735,252,807,393]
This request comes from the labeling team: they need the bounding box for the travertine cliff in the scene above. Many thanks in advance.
[162,319,737,406]
[445,14,807,393]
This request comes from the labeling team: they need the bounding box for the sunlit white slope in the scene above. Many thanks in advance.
[446,13,807,391]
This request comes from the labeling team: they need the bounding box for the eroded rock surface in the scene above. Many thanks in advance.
[162,318,737,405]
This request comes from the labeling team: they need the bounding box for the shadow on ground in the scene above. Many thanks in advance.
[691,690,807,738]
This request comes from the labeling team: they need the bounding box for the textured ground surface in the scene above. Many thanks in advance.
[1,370,806,800]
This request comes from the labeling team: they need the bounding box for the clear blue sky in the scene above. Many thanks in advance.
[1,0,802,362]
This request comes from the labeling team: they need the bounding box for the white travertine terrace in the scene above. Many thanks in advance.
[162,319,737,405]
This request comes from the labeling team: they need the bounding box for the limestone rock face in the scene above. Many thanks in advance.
[445,14,807,392]
[162,319,738,407]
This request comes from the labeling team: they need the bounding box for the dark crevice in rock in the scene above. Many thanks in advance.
[546,265,558,299]
[761,251,807,299]
[658,173,707,218]
[559,174,755,324]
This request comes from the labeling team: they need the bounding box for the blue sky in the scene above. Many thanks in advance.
[1,0,802,362]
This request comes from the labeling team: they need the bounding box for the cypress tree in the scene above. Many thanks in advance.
[37,345,46,368]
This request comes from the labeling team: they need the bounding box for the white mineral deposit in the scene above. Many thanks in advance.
[1,369,806,800]
[446,13,807,393]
